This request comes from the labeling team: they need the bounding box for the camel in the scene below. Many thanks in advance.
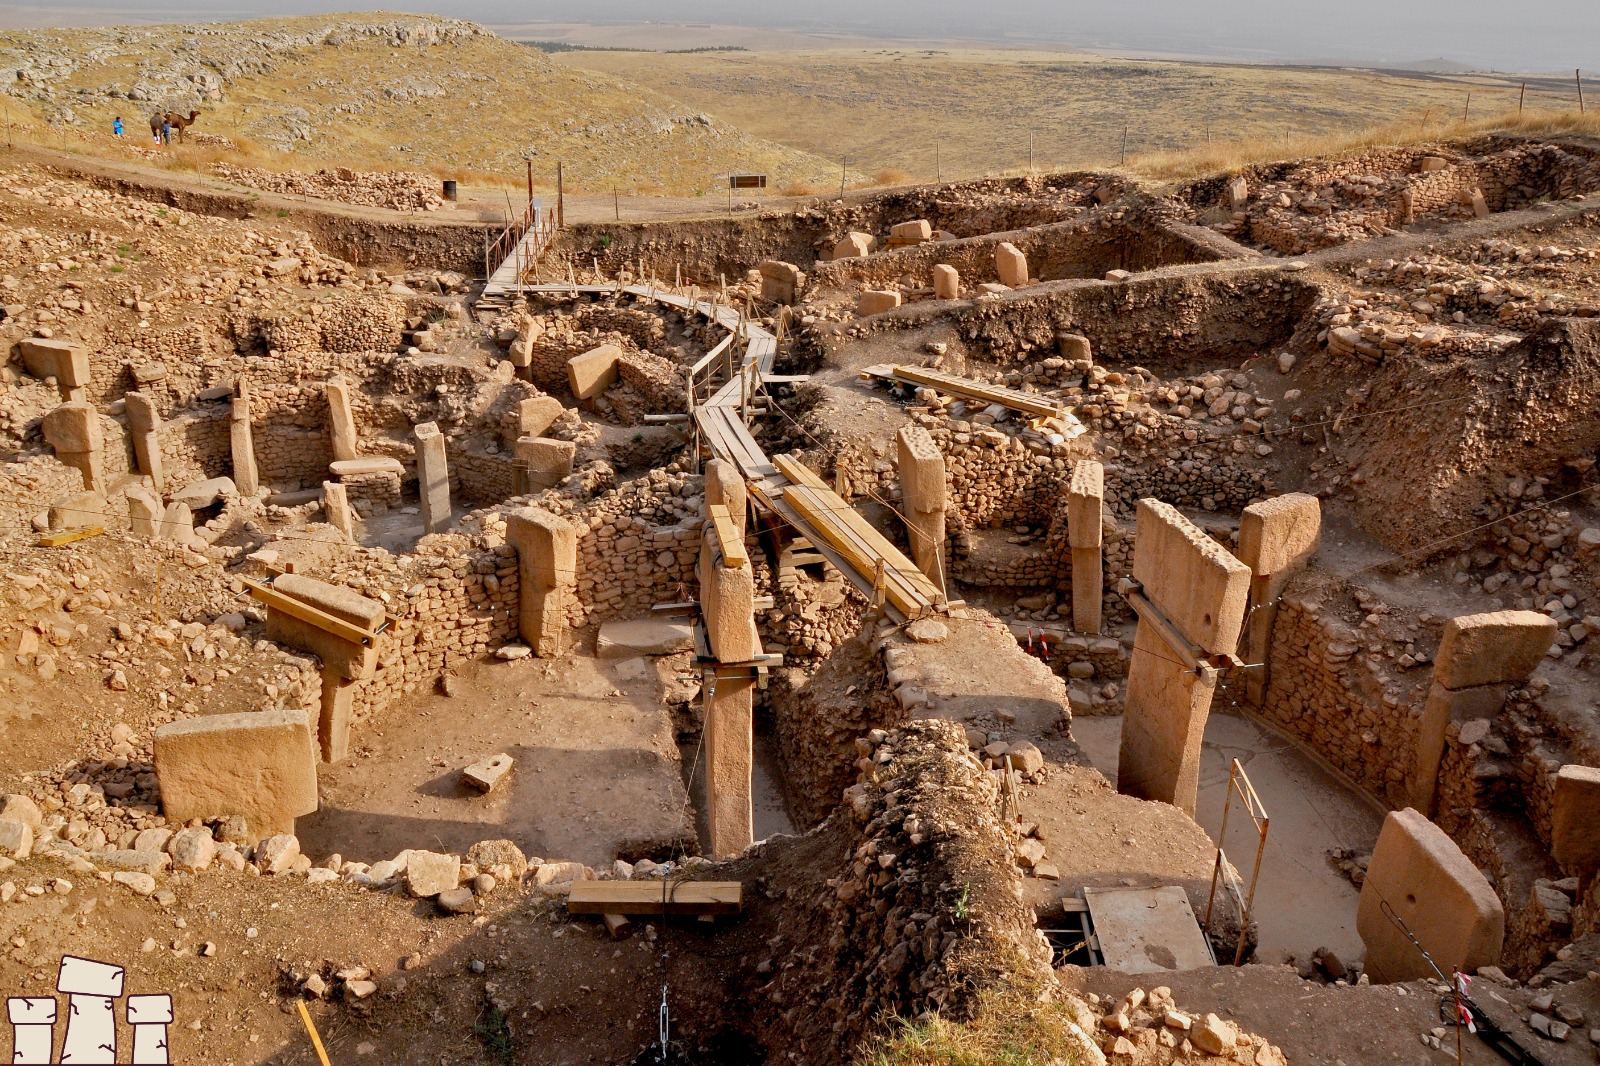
[149,110,201,144]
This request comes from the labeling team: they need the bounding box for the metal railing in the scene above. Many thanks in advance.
[1203,757,1270,966]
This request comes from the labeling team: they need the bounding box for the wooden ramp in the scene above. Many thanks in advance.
[512,282,944,622]
[477,201,555,310]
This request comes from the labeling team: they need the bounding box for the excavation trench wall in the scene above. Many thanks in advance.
[729,719,1055,1065]
[811,207,1241,294]
[59,161,491,272]
[1320,317,1600,557]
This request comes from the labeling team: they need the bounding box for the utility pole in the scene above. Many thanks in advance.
[935,140,940,184]
[1463,92,1471,122]
[556,161,565,229]
[1519,82,1527,113]
[1579,69,1586,114]
[526,159,532,207]
[840,156,847,199]
[1121,125,1128,167]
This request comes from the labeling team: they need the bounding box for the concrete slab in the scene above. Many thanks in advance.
[1085,885,1215,974]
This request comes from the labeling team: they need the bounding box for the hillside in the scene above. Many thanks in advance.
[0,12,842,193]
[554,45,1588,182]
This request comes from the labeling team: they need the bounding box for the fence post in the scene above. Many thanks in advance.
[556,161,565,229]
[1580,69,1587,114]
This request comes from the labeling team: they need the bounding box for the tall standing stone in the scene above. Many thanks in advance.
[41,401,105,492]
[1066,460,1104,634]
[698,502,760,859]
[1409,610,1558,814]
[230,380,259,496]
[506,506,576,657]
[1117,499,1251,816]
[413,420,451,534]
[325,376,358,462]
[895,425,947,595]
[1236,493,1320,705]
[263,574,383,762]
[123,390,166,493]
[322,481,354,539]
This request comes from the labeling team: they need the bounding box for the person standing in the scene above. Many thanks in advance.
[161,119,172,146]
[112,116,124,136]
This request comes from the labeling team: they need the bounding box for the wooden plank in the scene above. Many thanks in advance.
[37,526,105,547]
[773,453,828,490]
[690,334,735,379]
[781,486,937,615]
[890,365,1061,420]
[242,578,378,647]
[708,504,748,568]
[567,880,742,916]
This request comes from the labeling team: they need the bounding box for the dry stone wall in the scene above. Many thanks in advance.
[1257,590,1420,808]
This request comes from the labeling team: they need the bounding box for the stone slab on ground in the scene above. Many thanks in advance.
[596,618,694,658]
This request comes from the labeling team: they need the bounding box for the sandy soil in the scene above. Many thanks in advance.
[296,648,696,869]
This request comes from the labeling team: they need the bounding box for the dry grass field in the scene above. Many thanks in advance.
[555,46,1596,185]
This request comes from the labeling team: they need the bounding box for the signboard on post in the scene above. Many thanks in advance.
[727,173,768,210]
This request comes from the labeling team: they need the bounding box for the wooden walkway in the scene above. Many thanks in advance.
[477,200,556,310]
[861,363,1067,424]
[512,282,944,621]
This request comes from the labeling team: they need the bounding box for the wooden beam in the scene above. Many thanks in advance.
[37,526,105,547]
[708,504,748,568]
[567,880,742,916]
[888,364,1062,420]
[241,578,377,647]
[773,453,828,490]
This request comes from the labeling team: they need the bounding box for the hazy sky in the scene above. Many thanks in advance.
[4,0,1597,72]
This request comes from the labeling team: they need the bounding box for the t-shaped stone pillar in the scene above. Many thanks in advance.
[703,458,747,540]
[895,425,947,596]
[513,436,576,494]
[325,376,358,462]
[1409,610,1558,815]
[7,997,57,1065]
[698,506,761,860]
[413,420,451,535]
[1116,499,1251,816]
[1357,808,1505,982]
[1066,460,1105,634]
[1552,765,1600,880]
[57,954,125,1064]
[264,574,384,762]
[41,401,105,492]
[20,337,90,401]
[230,380,259,497]
[126,994,174,1064]
[505,506,576,657]
[1236,493,1321,706]
[154,709,319,837]
[123,390,166,493]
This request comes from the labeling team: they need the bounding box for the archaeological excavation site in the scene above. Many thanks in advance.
[4,131,1600,1066]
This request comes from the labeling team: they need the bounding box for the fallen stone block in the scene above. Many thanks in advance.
[832,232,874,259]
[406,851,461,898]
[517,395,566,438]
[568,343,622,400]
[170,476,237,510]
[462,753,514,793]
[857,289,902,316]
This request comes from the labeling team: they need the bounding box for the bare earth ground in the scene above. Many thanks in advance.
[296,647,695,870]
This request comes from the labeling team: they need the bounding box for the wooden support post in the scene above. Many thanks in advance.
[526,159,533,206]
[1580,69,1587,114]
[556,161,565,228]
[1520,82,1527,113]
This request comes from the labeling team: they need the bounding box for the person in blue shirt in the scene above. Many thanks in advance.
[112,116,124,136]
